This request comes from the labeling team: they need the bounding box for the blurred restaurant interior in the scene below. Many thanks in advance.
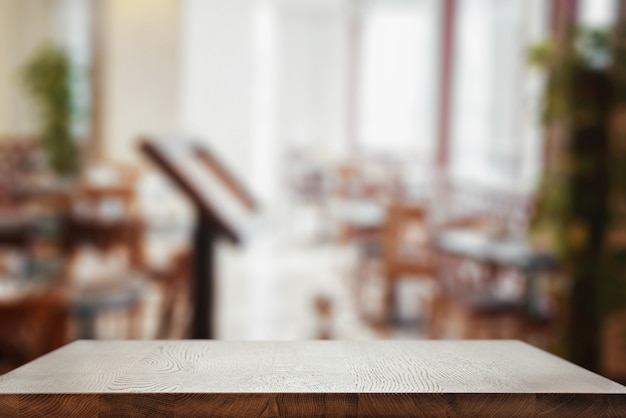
[0,0,626,383]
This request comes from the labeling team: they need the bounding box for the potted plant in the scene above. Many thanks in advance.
[21,43,79,178]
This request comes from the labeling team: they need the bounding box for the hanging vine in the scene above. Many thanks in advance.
[529,24,626,371]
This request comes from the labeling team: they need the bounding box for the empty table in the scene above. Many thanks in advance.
[0,340,624,416]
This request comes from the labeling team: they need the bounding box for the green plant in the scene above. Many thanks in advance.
[529,25,626,372]
[21,43,78,177]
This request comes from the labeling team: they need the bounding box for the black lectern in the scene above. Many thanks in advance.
[141,139,255,339]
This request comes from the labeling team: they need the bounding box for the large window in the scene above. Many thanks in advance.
[55,0,92,140]
[355,0,439,161]
[449,0,548,190]
[354,0,550,191]
[579,0,617,29]
[273,0,580,195]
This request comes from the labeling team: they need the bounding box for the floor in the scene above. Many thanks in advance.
[214,200,380,341]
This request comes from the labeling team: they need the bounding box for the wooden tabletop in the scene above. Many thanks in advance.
[0,340,624,417]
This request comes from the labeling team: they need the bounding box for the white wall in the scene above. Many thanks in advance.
[178,0,256,191]
[0,0,56,138]
[101,0,180,163]
[0,0,180,157]
[178,0,352,204]
[278,2,351,161]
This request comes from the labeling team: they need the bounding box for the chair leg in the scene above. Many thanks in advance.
[382,276,395,324]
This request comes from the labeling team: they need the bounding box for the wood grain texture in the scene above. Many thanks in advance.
[0,340,624,417]
[18,394,98,418]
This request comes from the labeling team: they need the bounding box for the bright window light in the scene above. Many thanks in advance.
[356,0,438,158]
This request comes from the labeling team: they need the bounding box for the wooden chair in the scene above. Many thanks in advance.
[380,202,439,329]
[151,249,192,339]
[0,291,70,373]
[64,163,144,269]
[431,183,555,342]
[333,159,401,243]
[0,141,41,248]
[62,163,148,339]
[0,140,40,207]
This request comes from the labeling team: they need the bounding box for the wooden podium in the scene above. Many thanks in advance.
[141,139,255,339]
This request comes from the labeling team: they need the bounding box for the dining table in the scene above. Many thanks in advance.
[435,228,558,319]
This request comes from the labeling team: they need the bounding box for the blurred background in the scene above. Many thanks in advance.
[0,0,625,382]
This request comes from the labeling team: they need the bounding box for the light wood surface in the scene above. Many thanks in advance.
[0,340,624,417]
